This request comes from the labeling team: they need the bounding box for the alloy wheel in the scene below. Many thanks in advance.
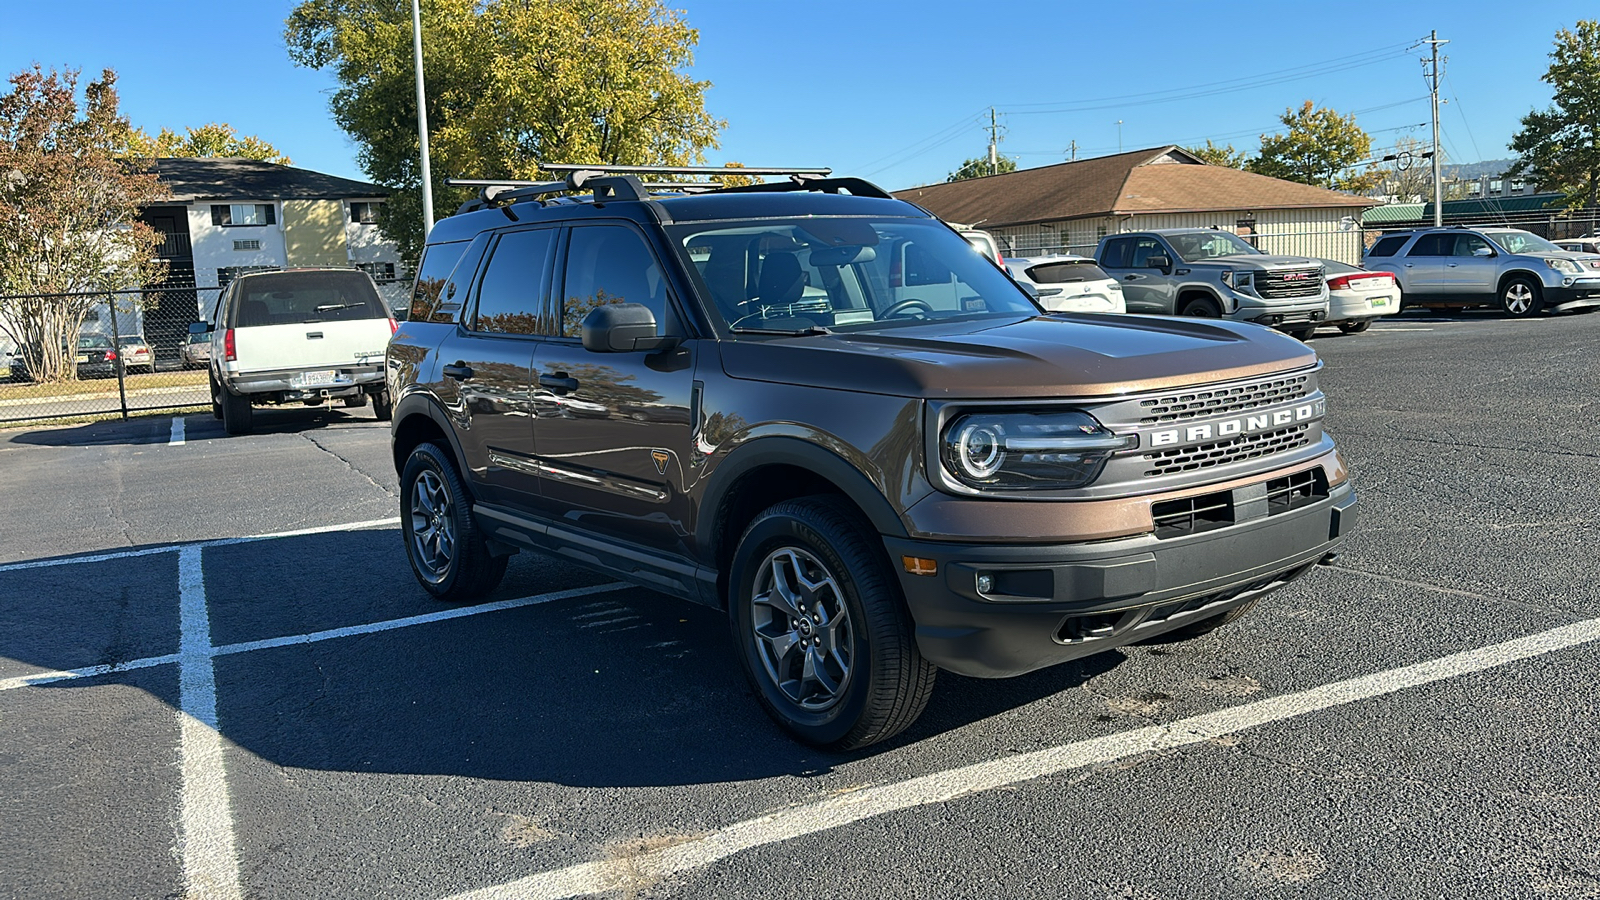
[409,469,456,583]
[1504,283,1534,315]
[750,547,855,711]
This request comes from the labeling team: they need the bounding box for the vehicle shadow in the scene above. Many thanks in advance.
[1,406,376,447]
[6,528,1129,788]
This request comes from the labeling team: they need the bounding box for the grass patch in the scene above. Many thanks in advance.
[0,369,207,400]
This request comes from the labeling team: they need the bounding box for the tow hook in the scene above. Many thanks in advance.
[1317,552,1339,566]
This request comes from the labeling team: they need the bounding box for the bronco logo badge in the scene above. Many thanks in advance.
[650,449,670,475]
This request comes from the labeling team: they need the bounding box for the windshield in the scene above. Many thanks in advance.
[665,218,1038,333]
[1484,230,1563,255]
[1165,231,1263,262]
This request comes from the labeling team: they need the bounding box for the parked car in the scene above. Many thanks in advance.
[180,331,212,369]
[72,334,119,379]
[115,335,154,374]
[949,223,1002,265]
[1094,228,1329,339]
[1005,255,1126,314]
[1363,226,1600,317]
[1553,236,1600,254]
[1318,260,1402,334]
[203,267,396,435]
[387,166,1356,750]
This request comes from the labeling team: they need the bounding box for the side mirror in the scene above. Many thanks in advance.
[1473,247,1494,257]
[1146,254,1172,272]
[188,321,211,335]
[581,303,677,353]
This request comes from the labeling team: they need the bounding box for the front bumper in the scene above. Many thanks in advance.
[884,480,1355,678]
[1543,279,1600,312]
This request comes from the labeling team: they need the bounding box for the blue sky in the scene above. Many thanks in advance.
[2,1,1593,190]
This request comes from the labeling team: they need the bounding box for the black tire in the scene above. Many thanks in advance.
[371,388,394,421]
[209,374,223,420]
[342,394,367,408]
[1179,296,1222,318]
[400,442,508,602]
[1500,276,1543,318]
[1285,325,1316,341]
[1338,319,1372,334]
[729,496,936,750]
[1141,597,1261,645]
[220,384,252,434]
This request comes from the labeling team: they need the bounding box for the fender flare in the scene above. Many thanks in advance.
[391,391,470,477]
[1175,284,1230,314]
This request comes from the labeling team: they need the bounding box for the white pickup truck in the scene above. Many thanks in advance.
[198,268,395,435]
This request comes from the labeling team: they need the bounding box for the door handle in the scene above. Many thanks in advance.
[442,362,474,380]
[1447,263,1459,268]
[1123,274,1141,281]
[539,373,579,394]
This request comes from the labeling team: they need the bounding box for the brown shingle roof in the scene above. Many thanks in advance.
[896,146,1376,228]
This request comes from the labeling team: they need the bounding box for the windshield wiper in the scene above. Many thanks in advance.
[730,324,833,336]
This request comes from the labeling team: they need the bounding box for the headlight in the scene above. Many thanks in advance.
[1545,258,1583,275]
[941,411,1134,490]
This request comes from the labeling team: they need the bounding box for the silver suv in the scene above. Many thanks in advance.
[1363,227,1600,318]
[1095,229,1328,340]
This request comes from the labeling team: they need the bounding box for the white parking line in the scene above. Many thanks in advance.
[175,546,243,900]
[0,517,402,574]
[440,614,1600,900]
[169,417,186,446]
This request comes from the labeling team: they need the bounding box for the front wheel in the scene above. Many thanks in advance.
[1179,297,1222,318]
[1285,325,1316,341]
[1500,277,1543,318]
[1338,319,1372,334]
[729,496,935,750]
[400,442,507,602]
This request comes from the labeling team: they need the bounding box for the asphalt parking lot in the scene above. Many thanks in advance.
[2,310,1598,900]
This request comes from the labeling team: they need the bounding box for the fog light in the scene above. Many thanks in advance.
[976,574,994,593]
[1564,277,1575,286]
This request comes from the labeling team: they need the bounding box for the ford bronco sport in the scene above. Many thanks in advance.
[387,165,1356,749]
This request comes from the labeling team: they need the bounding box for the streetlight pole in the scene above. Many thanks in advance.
[412,0,435,235]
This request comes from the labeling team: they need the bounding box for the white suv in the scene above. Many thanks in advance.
[1005,255,1126,314]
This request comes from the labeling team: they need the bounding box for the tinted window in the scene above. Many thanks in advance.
[1406,234,1451,257]
[410,241,470,323]
[474,229,556,335]
[1099,238,1132,268]
[561,225,668,338]
[1026,260,1109,283]
[230,271,387,327]
[1367,235,1408,258]
[1453,234,1493,257]
[1130,237,1168,268]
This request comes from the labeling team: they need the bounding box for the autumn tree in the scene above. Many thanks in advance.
[0,66,167,382]
[946,154,1016,182]
[285,0,724,262]
[128,123,290,164]
[1509,19,1600,209]
[1185,140,1248,168]
[1248,101,1380,193]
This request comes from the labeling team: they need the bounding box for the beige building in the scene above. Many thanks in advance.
[898,146,1379,265]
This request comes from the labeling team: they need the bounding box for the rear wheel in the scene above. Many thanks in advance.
[1500,277,1543,318]
[342,394,366,408]
[208,375,223,420]
[219,385,252,435]
[1338,319,1372,334]
[1179,296,1222,318]
[729,496,935,750]
[400,442,507,602]
[371,388,393,421]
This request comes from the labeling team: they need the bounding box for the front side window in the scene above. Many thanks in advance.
[474,229,556,335]
[667,217,1037,334]
[1165,231,1262,262]
[1454,235,1494,257]
[211,204,276,227]
[1129,237,1169,267]
[561,225,669,338]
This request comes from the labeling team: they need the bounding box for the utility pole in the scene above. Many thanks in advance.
[1116,120,1124,153]
[987,107,999,175]
[1067,140,1077,162]
[1424,30,1449,227]
[412,0,435,235]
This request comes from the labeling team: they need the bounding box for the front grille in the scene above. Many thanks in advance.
[1143,425,1311,477]
[1256,267,1324,299]
[1265,467,1327,514]
[1151,491,1234,539]
[1138,374,1311,425]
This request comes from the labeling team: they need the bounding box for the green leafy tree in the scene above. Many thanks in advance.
[946,154,1016,182]
[1509,19,1600,209]
[0,66,167,382]
[1185,140,1248,168]
[128,123,291,164]
[1248,101,1380,193]
[285,0,724,262]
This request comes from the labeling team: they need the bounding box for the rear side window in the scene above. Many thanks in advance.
[410,241,470,323]
[1367,235,1408,258]
[1406,234,1451,257]
[560,225,670,338]
[473,229,557,335]
[1099,238,1132,268]
[230,271,387,328]
[1026,260,1110,283]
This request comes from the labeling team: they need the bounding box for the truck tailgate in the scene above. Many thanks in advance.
[230,319,391,373]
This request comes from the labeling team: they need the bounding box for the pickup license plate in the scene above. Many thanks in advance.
[292,370,349,388]
[1370,296,1391,308]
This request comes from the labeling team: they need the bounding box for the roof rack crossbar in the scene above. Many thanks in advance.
[447,173,649,213]
[710,176,894,200]
[538,163,832,178]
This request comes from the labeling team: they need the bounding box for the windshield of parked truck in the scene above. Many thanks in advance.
[1483,230,1563,255]
[228,271,387,328]
[1165,231,1263,262]
[667,218,1038,334]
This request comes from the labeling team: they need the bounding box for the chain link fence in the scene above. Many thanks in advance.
[0,284,224,426]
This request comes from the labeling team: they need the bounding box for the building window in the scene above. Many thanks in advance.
[1468,182,1482,196]
[354,262,397,283]
[211,204,276,227]
[232,240,261,252]
[1489,179,1503,194]
[350,202,381,224]
[1510,179,1526,193]
[217,265,278,289]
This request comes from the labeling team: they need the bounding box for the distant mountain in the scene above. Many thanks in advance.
[1442,159,1517,180]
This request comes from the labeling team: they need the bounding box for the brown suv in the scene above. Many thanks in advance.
[387,166,1356,749]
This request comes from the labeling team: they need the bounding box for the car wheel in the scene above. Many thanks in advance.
[1179,297,1222,317]
[1285,325,1316,341]
[208,375,223,420]
[1338,319,1372,334]
[729,496,936,750]
[219,386,253,435]
[400,442,508,602]
[1141,597,1261,644]
[1500,277,1543,318]
[342,394,366,408]
[372,388,394,421]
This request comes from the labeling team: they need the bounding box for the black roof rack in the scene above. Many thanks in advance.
[445,164,893,216]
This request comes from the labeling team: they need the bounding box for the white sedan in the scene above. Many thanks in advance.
[1322,259,1401,334]
[1005,255,1126,314]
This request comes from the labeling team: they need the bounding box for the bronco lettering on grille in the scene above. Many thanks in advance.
[1149,401,1320,447]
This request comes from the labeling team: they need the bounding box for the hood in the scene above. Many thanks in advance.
[1187,254,1321,271]
[719,315,1318,399]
